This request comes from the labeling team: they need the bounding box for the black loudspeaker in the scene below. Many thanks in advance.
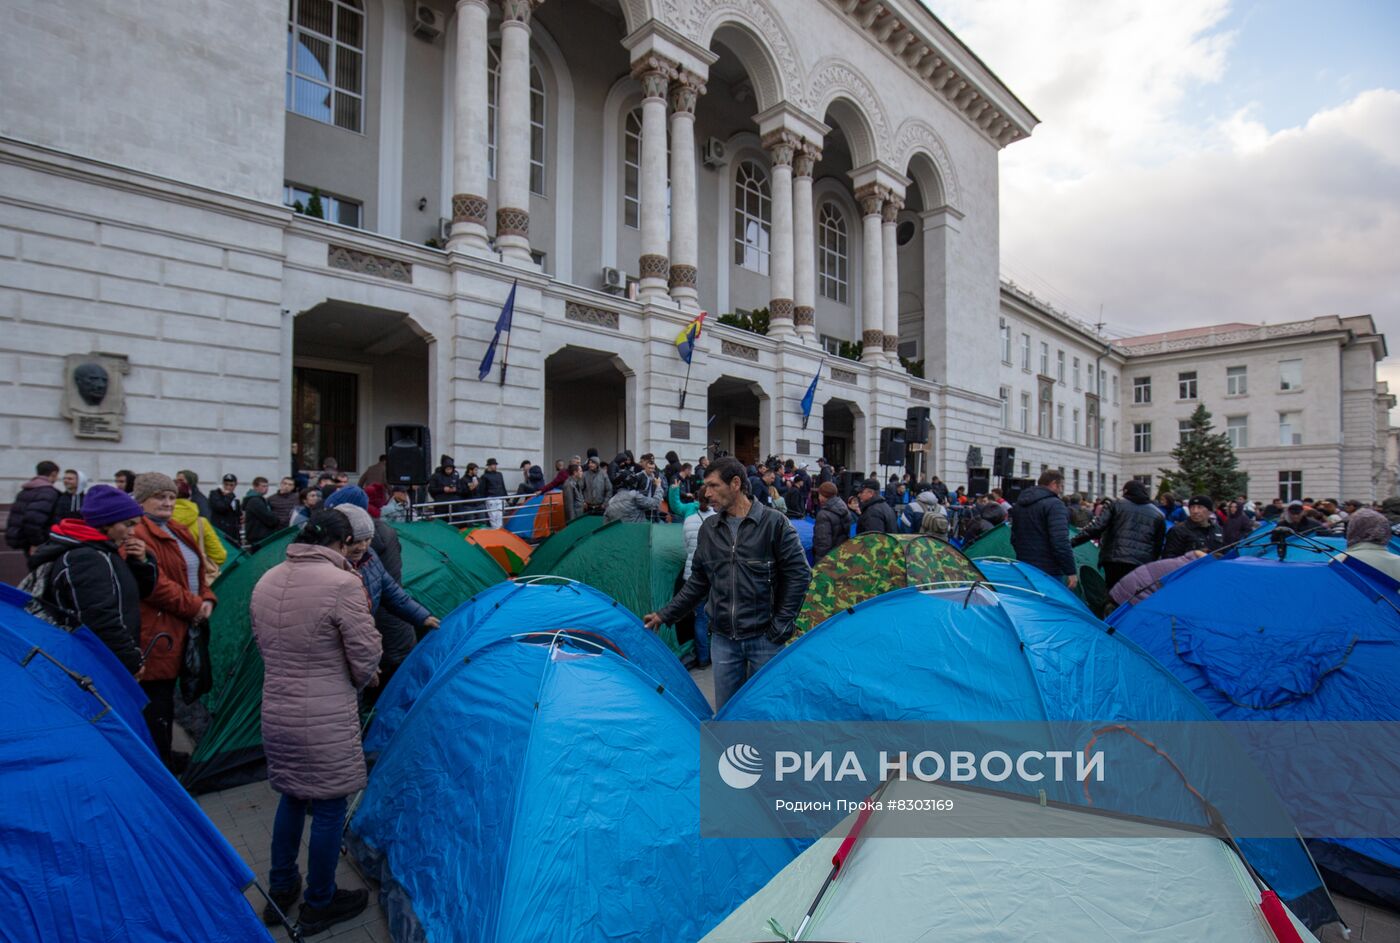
[838,470,864,499]
[385,424,431,486]
[878,427,906,467]
[1003,476,1034,503]
[905,406,931,445]
[993,446,1016,478]
[967,467,991,497]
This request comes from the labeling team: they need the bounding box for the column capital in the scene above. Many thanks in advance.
[793,144,821,178]
[669,71,706,114]
[631,54,678,99]
[880,197,903,224]
[854,183,889,217]
[762,130,802,168]
[499,0,542,24]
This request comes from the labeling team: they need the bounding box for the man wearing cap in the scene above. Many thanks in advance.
[477,458,509,528]
[850,478,897,535]
[1163,495,1225,557]
[209,473,243,543]
[133,472,217,768]
[28,484,155,674]
[1276,498,1323,536]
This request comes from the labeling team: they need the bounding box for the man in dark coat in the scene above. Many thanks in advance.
[1072,479,1165,590]
[812,482,852,560]
[244,477,280,546]
[851,479,898,535]
[1010,470,1077,586]
[1163,495,1225,557]
[208,474,243,542]
[5,460,62,555]
[176,469,212,519]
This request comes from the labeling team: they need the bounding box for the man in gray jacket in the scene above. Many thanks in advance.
[581,455,613,515]
[604,470,661,523]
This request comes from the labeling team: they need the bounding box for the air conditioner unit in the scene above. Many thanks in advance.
[602,266,627,292]
[412,3,444,40]
[701,137,727,169]
[438,217,452,242]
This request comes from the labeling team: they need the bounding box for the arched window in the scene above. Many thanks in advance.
[623,106,670,230]
[286,0,364,132]
[487,45,547,195]
[817,202,848,303]
[733,160,771,275]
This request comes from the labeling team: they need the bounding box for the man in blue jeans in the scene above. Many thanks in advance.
[646,456,810,709]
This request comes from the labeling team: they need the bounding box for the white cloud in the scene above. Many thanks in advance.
[933,0,1400,364]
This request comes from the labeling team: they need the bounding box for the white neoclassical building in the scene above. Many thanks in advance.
[0,0,1036,492]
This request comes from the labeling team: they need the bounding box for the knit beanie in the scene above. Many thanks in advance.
[133,472,178,504]
[82,484,145,527]
[334,504,375,542]
[324,485,369,511]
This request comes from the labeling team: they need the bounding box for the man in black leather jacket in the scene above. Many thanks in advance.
[1072,478,1165,590]
[646,456,810,709]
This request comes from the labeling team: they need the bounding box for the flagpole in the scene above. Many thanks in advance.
[679,354,694,410]
[499,326,511,387]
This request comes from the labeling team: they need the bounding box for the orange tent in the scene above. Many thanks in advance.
[465,528,533,575]
[505,491,566,540]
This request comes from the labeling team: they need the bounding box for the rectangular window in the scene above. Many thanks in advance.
[1039,398,1052,438]
[1133,376,1151,404]
[1072,408,1080,444]
[1073,357,1081,390]
[1279,359,1303,391]
[1279,412,1302,446]
[1088,471,1095,496]
[1057,403,1066,440]
[999,318,1012,365]
[819,334,844,357]
[1278,470,1303,502]
[1134,474,1152,490]
[1227,365,1247,396]
[1020,334,1031,371]
[1087,402,1099,449]
[1133,422,1152,453]
[284,184,362,227]
[1019,392,1030,433]
[1226,415,1248,449]
[1178,371,1198,400]
[1178,419,1193,443]
[293,366,358,470]
[286,0,365,133]
[1111,375,1118,405]
[1112,420,1118,446]
[1039,342,1049,376]
[999,386,1010,429]
[1073,469,1080,492]
[1099,369,1106,396]
[1056,350,1066,383]
[1021,461,1031,478]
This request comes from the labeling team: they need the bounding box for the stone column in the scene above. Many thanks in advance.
[881,196,902,365]
[855,184,886,365]
[792,144,819,339]
[765,132,798,338]
[449,0,490,251]
[668,71,704,308]
[494,0,539,263]
[634,55,675,301]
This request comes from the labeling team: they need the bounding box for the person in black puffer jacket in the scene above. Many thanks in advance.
[5,461,62,555]
[812,482,851,561]
[1010,470,1077,583]
[1162,495,1225,557]
[28,485,155,674]
[852,479,898,535]
[1072,479,1165,590]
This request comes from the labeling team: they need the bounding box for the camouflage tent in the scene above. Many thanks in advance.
[795,534,982,635]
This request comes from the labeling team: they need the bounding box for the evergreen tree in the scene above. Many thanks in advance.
[1157,404,1249,502]
[304,189,325,220]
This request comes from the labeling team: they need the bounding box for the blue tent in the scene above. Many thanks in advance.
[0,594,271,942]
[350,632,790,942]
[1232,521,1400,561]
[790,516,814,564]
[975,559,1091,613]
[719,585,1339,931]
[366,577,711,754]
[1109,551,1400,912]
[0,582,152,748]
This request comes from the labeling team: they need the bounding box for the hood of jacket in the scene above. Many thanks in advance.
[821,495,851,517]
[285,542,355,571]
[914,491,939,512]
[171,498,202,529]
[1015,485,1059,508]
[30,519,115,565]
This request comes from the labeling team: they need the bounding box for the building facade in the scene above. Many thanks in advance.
[0,0,1038,494]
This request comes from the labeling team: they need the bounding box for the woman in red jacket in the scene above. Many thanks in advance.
[131,472,216,769]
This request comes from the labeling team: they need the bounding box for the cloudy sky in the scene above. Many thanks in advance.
[931,0,1400,390]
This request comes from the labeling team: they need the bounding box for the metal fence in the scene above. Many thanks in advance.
[407,492,566,539]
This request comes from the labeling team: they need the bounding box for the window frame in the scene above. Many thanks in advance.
[283,183,362,228]
[817,201,849,303]
[1178,370,1198,401]
[1226,365,1248,396]
[1020,333,1031,372]
[488,45,547,196]
[999,385,1011,429]
[286,0,366,133]
[1133,376,1151,405]
[1133,422,1152,454]
[1279,358,1303,392]
[1019,391,1030,433]
[999,318,1012,365]
[1278,411,1303,446]
[733,159,772,275]
[1226,415,1248,449]
[1278,470,1303,502]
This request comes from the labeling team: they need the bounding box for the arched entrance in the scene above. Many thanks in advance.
[292,302,430,476]
[822,398,864,473]
[543,347,630,463]
[707,375,768,465]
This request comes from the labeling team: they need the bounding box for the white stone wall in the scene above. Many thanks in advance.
[1,0,286,204]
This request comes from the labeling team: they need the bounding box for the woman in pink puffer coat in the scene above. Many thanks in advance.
[250,509,381,933]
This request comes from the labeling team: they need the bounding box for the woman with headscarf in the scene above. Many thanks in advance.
[1344,509,1400,581]
[252,509,379,934]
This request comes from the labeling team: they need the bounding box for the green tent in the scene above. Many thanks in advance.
[519,520,690,657]
[795,534,982,635]
[184,520,505,793]
[702,779,1320,943]
[521,515,608,576]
